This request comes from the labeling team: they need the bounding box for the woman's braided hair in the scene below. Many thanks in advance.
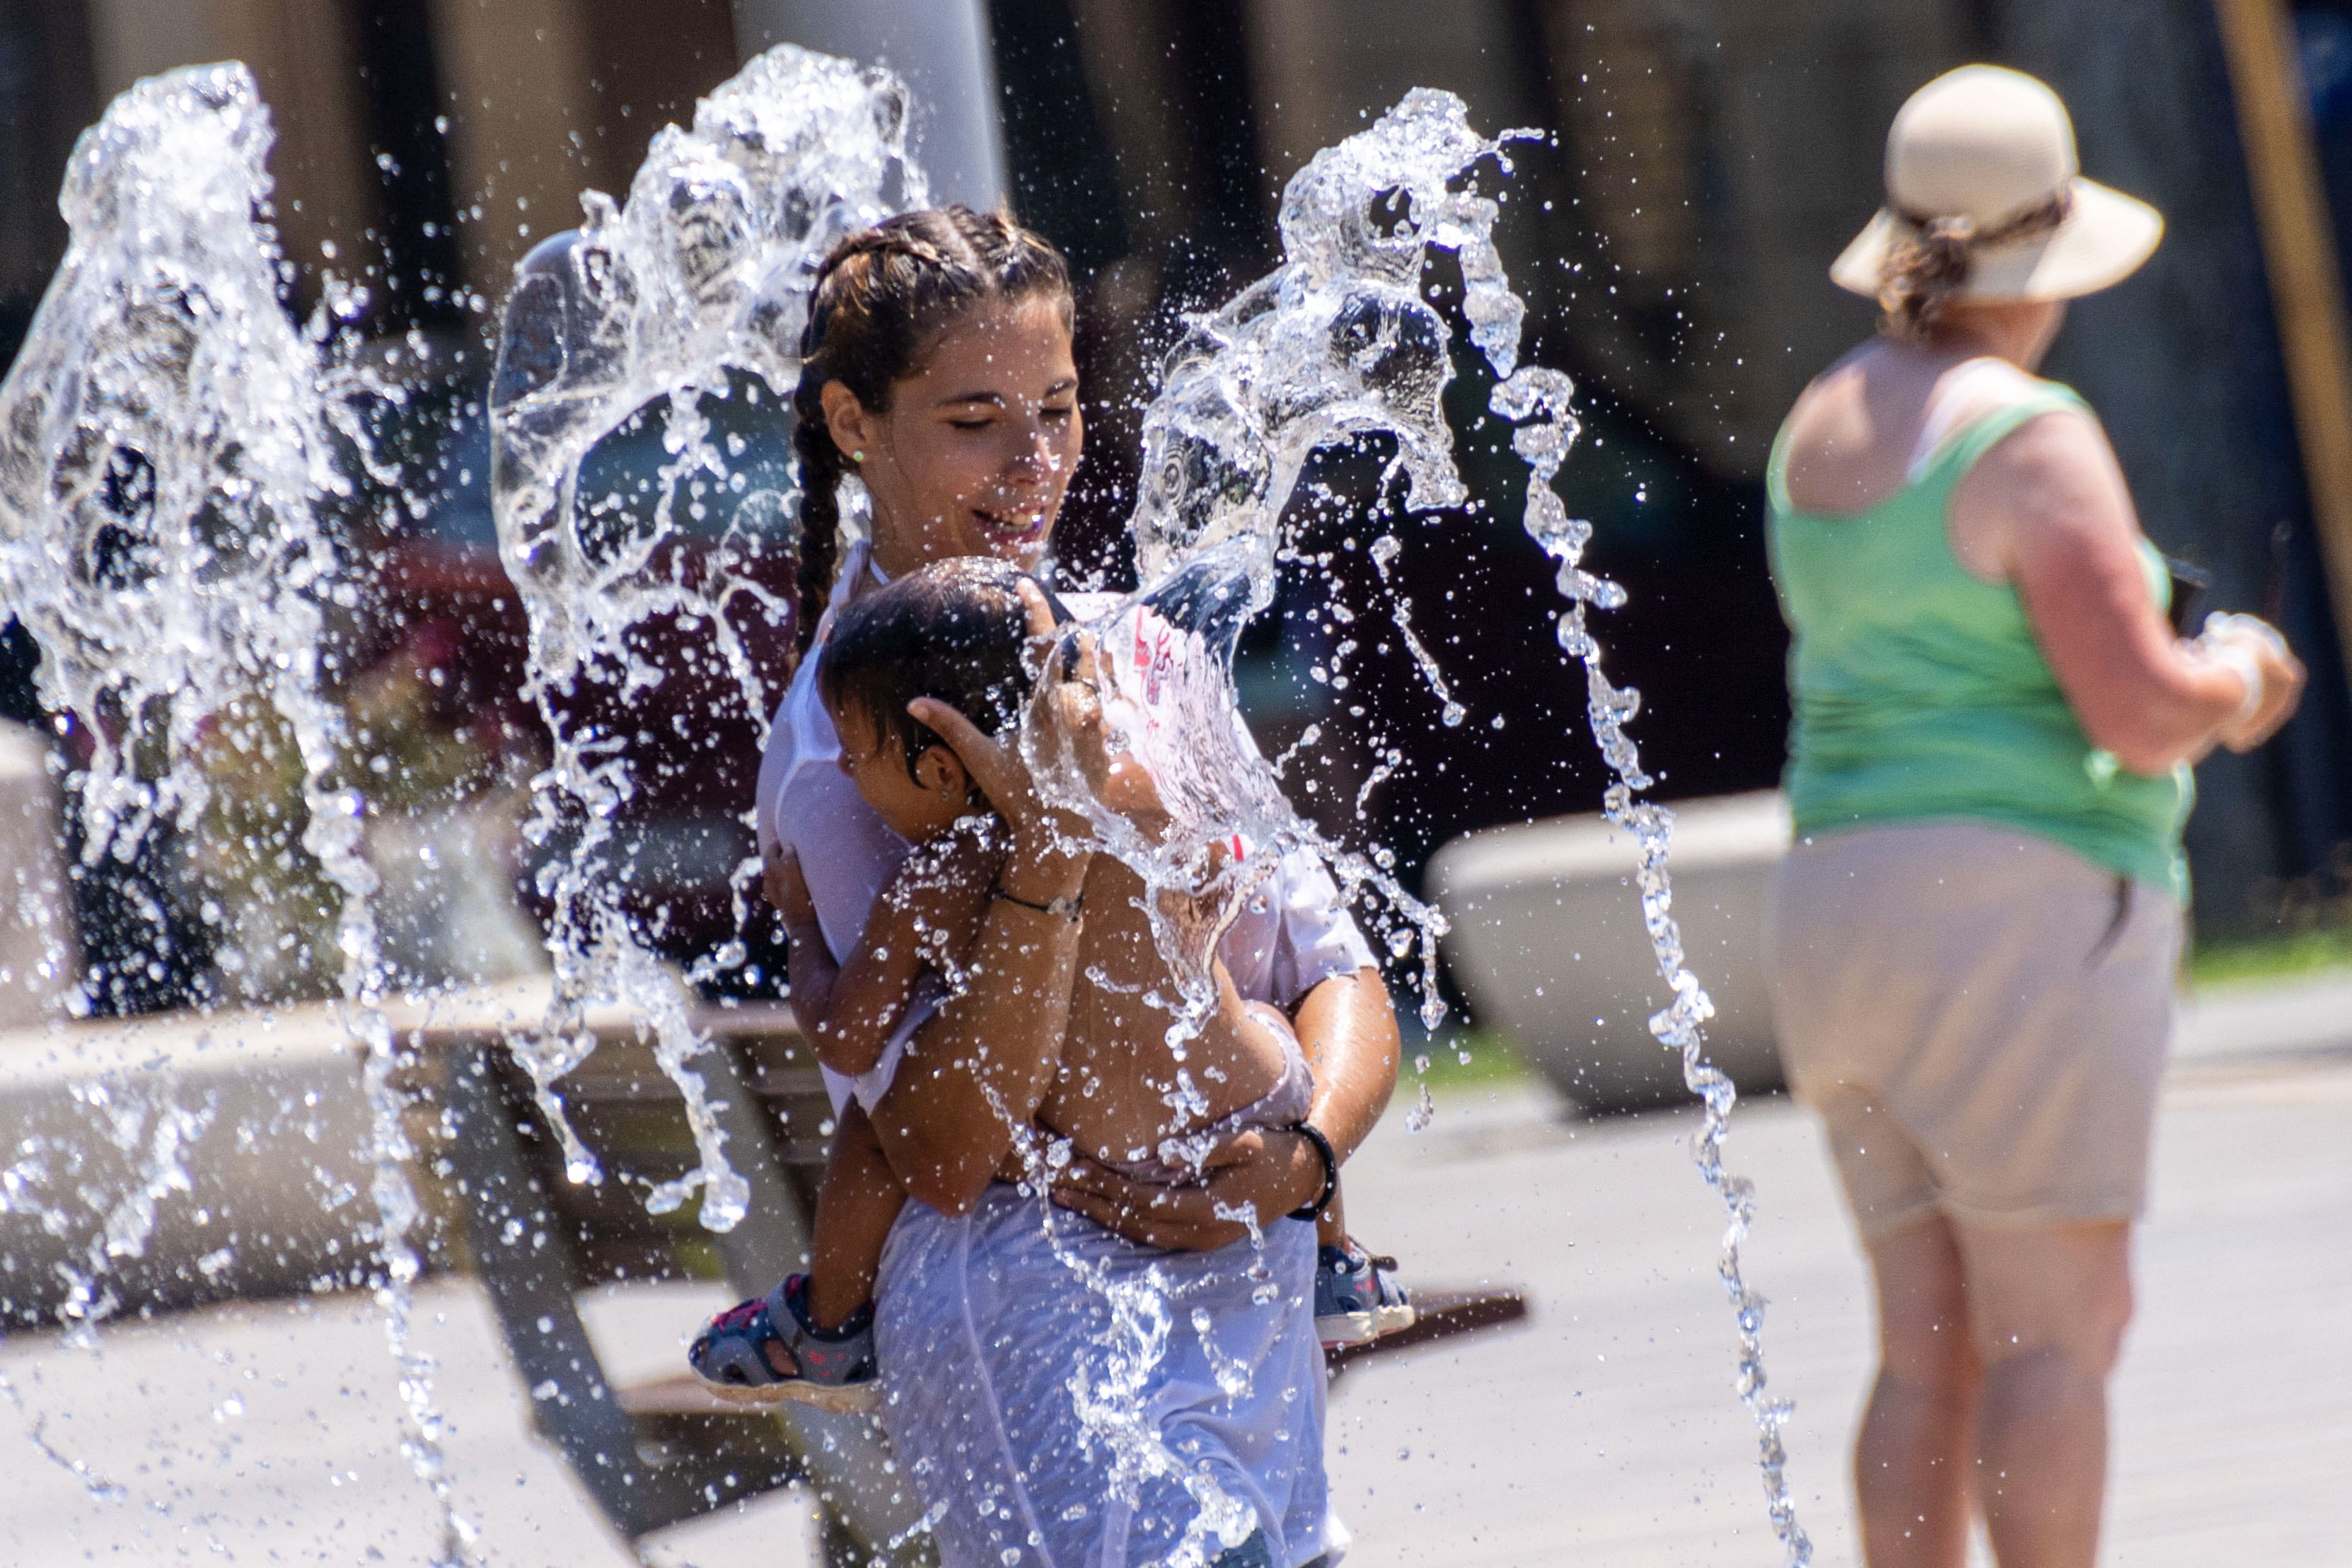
[1877,188,2073,341]
[792,205,1074,658]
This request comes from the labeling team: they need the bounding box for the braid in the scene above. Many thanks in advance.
[787,205,1074,660]
[792,372,846,658]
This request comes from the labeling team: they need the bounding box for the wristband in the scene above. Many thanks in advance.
[991,883,1084,921]
[2200,612,2283,726]
[2211,642,2264,725]
[1285,1121,1339,1222]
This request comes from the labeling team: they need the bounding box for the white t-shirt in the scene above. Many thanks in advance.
[758,539,1378,1113]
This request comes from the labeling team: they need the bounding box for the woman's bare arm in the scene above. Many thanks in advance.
[1953,410,2304,773]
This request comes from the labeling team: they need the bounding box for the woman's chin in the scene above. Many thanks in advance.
[968,513,1053,566]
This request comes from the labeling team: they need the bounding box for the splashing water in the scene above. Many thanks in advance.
[0,65,340,887]
[986,90,1538,1558]
[0,1365,126,1502]
[58,1081,216,1339]
[0,64,476,1564]
[1494,371,1813,1563]
[1030,90,1560,1062]
[488,44,923,1227]
[1030,86,1812,1562]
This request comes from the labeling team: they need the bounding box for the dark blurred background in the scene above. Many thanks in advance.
[5,0,2351,1001]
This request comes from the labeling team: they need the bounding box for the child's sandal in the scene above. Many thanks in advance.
[687,1273,881,1414]
[1314,1241,1416,1348]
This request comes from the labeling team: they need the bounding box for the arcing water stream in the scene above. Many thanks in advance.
[488,46,924,1231]
[0,46,1807,1568]
[1039,85,1812,1564]
[0,64,473,1562]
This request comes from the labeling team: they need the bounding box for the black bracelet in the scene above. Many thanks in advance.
[991,883,1084,921]
[1285,1121,1339,1222]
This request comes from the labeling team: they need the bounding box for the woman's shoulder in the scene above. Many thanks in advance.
[1778,347,2088,518]
[1933,356,2082,422]
[1774,343,1937,516]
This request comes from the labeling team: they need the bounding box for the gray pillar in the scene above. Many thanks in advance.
[731,0,1006,210]
[0,720,74,1027]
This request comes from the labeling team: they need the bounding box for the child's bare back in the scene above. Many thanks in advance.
[871,825,1297,1180]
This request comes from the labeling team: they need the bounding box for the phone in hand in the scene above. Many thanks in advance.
[2163,555,2210,637]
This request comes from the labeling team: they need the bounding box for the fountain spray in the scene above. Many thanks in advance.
[0,64,476,1563]
[1035,88,1812,1562]
[489,45,924,1231]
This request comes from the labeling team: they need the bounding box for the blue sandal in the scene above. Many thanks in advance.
[1314,1242,1415,1347]
[688,1274,880,1414]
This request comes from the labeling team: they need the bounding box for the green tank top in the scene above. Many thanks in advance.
[1765,376,2192,900]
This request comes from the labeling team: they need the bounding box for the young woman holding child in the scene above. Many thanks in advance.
[686,206,1408,1567]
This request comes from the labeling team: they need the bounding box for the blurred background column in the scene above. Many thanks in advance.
[427,0,738,303]
[0,719,74,1028]
[731,0,1005,209]
[426,0,598,291]
[86,0,376,313]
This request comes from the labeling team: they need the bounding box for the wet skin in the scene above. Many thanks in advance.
[826,695,1290,1174]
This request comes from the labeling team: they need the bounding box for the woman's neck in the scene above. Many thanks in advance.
[868,521,923,581]
[1904,298,2065,371]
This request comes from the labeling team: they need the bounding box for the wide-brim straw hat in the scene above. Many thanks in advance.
[1831,64,2164,303]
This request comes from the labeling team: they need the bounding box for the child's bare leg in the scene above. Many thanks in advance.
[807,1103,905,1329]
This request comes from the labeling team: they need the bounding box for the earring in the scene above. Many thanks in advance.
[851,449,865,464]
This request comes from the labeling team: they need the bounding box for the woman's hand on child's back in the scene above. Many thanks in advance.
[1050,1125,1326,1251]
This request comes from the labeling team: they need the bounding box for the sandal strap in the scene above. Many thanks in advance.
[775,1274,876,1384]
[692,1292,802,1386]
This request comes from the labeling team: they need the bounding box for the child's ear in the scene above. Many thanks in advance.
[913,742,971,801]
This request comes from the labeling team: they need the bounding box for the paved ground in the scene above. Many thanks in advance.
[1327,1027,2352,1566]
[3,978,2347,1566]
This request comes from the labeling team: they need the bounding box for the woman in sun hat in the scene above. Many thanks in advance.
[1763,64,2303,1567]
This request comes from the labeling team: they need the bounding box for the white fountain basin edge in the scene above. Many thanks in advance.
[1426,790,1792,1114]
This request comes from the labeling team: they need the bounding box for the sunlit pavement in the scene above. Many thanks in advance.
[0,1276,820,1567]
[1329,980,2352,1567]
[4,982,2347,1567]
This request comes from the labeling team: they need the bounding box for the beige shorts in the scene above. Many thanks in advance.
[1766,822,2182,1243]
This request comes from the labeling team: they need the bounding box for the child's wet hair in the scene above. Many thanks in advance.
[821,558,1071,785]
